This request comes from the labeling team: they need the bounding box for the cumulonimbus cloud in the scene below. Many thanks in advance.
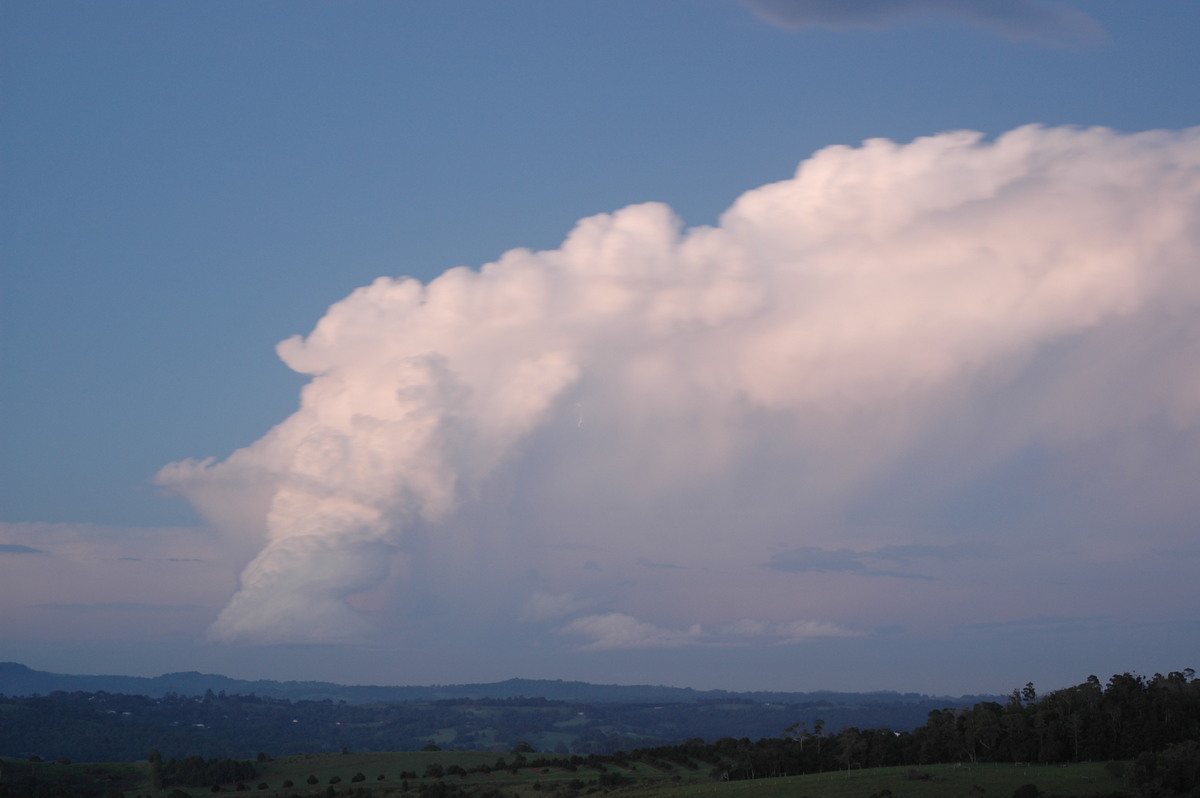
[157,124,1200,647]
[737,0,1106,43]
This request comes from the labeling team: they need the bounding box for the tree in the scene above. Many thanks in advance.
[149,749,165,790]
[839,727,865,771]
[783,722,807,752]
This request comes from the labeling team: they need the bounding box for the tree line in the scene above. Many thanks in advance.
[648,670,1200,793]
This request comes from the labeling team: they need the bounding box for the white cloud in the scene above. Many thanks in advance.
[157,124,1200,649]
[559,613,861,650]
[559,613,700,651]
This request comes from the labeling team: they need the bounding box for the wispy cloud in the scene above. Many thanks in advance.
[0,543,46,554]
[521,591,599,623]
[736,0,1107,44]
[638,558,684,570]
[763,543,979,580]
[956,615,1114,633]
[33,602,209,613]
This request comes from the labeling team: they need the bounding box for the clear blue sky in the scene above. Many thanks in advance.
[2,1,1198,694]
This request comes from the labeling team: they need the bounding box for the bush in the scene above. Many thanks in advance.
[597,772,631,787]
[307,775,319,785]
[1012,784,1040,798]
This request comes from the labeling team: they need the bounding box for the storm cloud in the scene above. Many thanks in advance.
[157,125,1200,652]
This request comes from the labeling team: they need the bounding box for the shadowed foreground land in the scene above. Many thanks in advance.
[2,670,1196,797]
[0,754,1133,798]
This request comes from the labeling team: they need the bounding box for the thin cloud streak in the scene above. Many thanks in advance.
[33,602,209,613]
[0,543,46,554]
[764,546,939,580]
[737,0,1107,43]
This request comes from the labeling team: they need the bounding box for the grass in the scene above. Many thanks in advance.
[625,762,1124,798]
[3,753,1129,797]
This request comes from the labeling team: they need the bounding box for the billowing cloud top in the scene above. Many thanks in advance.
[158,125,1200,650]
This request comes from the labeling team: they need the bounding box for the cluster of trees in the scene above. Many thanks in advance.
[910,672,1200,765]
[646,671,1200,790]
[147,749,259,789]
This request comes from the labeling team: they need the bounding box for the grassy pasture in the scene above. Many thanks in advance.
[2,754,1128,797]
[628,762,1124,798]
[187,756,1126,797]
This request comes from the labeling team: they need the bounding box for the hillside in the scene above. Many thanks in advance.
[0,661,994,706]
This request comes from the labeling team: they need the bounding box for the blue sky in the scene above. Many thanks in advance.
[2,1,1199,695]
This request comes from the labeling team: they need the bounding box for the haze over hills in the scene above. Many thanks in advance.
[0,661,1015,761]
[0,661,999,706]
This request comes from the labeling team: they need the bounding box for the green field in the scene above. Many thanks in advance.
[0,753,1123,798]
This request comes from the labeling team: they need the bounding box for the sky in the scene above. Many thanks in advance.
[2,0,1198,697]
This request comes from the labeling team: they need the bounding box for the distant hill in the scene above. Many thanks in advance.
[0,661,997,707]
[0,662,1010,761]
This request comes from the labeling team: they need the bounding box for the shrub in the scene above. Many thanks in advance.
[597,772,631,787]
